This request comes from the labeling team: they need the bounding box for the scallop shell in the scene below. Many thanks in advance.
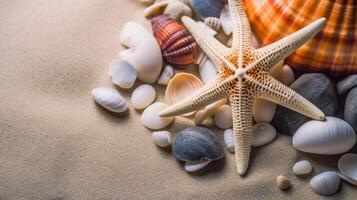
[251,123,276,147]
[223,129,234,153]
[293,160,313,176]
[108,59,137,89]
[204,17,221,32]
[292,117,356,155]
[214,105,233,129]
[157,65,174,85]
[91,87,128,113]
[152,131,172,147]
[310,171,341,196]
[338,153,357,185]
[184,160,210,172]
[141,102,174,130]
[242,0,357,76]
[151,15,198,69]
[131,84,156,109]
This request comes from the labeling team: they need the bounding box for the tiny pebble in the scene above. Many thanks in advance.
[276,175,291,190]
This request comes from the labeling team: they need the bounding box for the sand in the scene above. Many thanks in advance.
[0,0,356,199]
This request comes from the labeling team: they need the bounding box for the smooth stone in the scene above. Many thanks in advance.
[292,160,312,176]
[190,0,225,18]
[272,73,338,136]
[253,98,277,123]
[140,102,174,130]
[276,175,291,190]
[337,74,357,95]
[310,171,340,196]
[344,87,357,132]
[214,105,233,129]
[251,123,277,147]
[173,127,223,162]
[131,84,156,109]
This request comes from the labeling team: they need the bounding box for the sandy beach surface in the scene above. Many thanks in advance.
[0,0,356,199]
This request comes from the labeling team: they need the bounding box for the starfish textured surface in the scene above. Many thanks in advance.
[159,0,326,176]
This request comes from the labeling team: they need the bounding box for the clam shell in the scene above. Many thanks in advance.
[141,102,174,130]
[223,129,234,153]
[310,171,340,196]
[157,65,174,85]
[292,160,313,176]
[108,59,137,89]
[131,84,156,109]
[190,0,225,18]
[152,131,172,147]
[91,87,128,113]
[151,15,198,69]
[204,17,221,32]
[338,153,357,185]
[253,98,277,123]
[292,117,356,155]
[198,56,218,84]
[184,160,210,172]
[251,123,276,147]
[214,105,233,129]
[242,0,357,76]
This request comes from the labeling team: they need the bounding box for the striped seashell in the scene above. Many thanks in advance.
[151,15,198,69]
[242,0,357,76]
[204,17,221,32]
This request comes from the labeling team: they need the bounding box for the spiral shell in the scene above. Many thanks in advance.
[242,0,357,76]
[151,15,198,69]
[204,17,221,32]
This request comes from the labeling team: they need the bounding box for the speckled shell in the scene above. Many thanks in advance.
[151,15,198,69]
[242,0,357,76]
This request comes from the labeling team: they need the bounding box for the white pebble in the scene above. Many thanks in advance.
[293,160,313,176]
[131,84,156,109]
[251,123,276,147]
[214,105,232,129]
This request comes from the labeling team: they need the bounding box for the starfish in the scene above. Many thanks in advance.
[159,0,326,176]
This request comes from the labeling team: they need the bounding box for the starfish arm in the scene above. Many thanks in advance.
[246,73,325,120]
[159,80,228,117]
[229,81,254,176]
[252,18,326,72]
[181,16,233,72]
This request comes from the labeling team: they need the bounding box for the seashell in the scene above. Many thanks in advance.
[91,87,128,113]
[204,17,221,32]
[190,0,225,19]
[253,98,277,123]
[152,131,172,147]
[108,59,137,89]
[151,15,198,69]
[251,123,276,147]
[157,65,174,85]
[131,84,156,109]
[194,98,227,125]
[220,5,232,35]
[139,0,155,4]
[143,1,168,18]
[119,21,162,83]
[310,171,340,196]
[276,175,291,190]
[337,74,357,95]
[214,105,233,129]
[198,57,217,85]
[292,160,313,176]
[184,160,211,172]
[338,153,357,185]
[163,0,193,20]
[292,117,356,155]
[223,129,234,153]
[242,0,357,76]
[173,127,223,163]
[141,102,174,130]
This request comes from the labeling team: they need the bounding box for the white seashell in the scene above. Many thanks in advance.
[199,58,218,84]
[108,59,137,89]
[163,0,192,20]
[293,117,356,155]
[224,129,235,153]
[131,84,156,109]
[141,102,174,130]
[220,5,232,35]
[119,21,162,83]
[204,17,221,31]
[157,65,174,85]
[143,1,168,18]
[184,160,210,172]
[310,171,340,196]
[338,153,357,185]
[152,131,172,147]
[253,98,277,123]
[292,160,313,176]
[214,105,233,129]
[91,87,128,113]
[251,123,276,147]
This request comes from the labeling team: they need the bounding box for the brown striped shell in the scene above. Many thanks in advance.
[242,0,357,77]
[151,15,198,69]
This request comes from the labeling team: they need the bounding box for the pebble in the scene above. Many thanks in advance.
[292,160,312,176]
[276,175,291,190]
[214,105,233,129]
[337,74,357,95]
[344,87,357,132]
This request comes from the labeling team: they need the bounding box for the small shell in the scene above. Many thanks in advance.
[184,160,210,172]
[253,98,277,123]
[152,131,172,147]
[223,129,235,153]
[251,123,276,147]
[190,0,225,18]
[141,102,174,130]
[108,60,137,89]
[310,171,340,196]
[220,5,232,35]
[292,117,356,155]
[194,99,227,125]
[131,84,156,109]
[151,15,198,69]
[157,65,174,85]
[271,64,295,86]
[214,105,233,129]
[292,160,313,176]
[338,153,357,185]
[143,1,168,18]
[163,0,193,20]
[204,17,221,31]
[91,87,128,113]
[198,57,218,84]
[276,175,291,190]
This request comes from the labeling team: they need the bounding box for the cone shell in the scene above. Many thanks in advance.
[242,0,357,76]
[151,15,198,69]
